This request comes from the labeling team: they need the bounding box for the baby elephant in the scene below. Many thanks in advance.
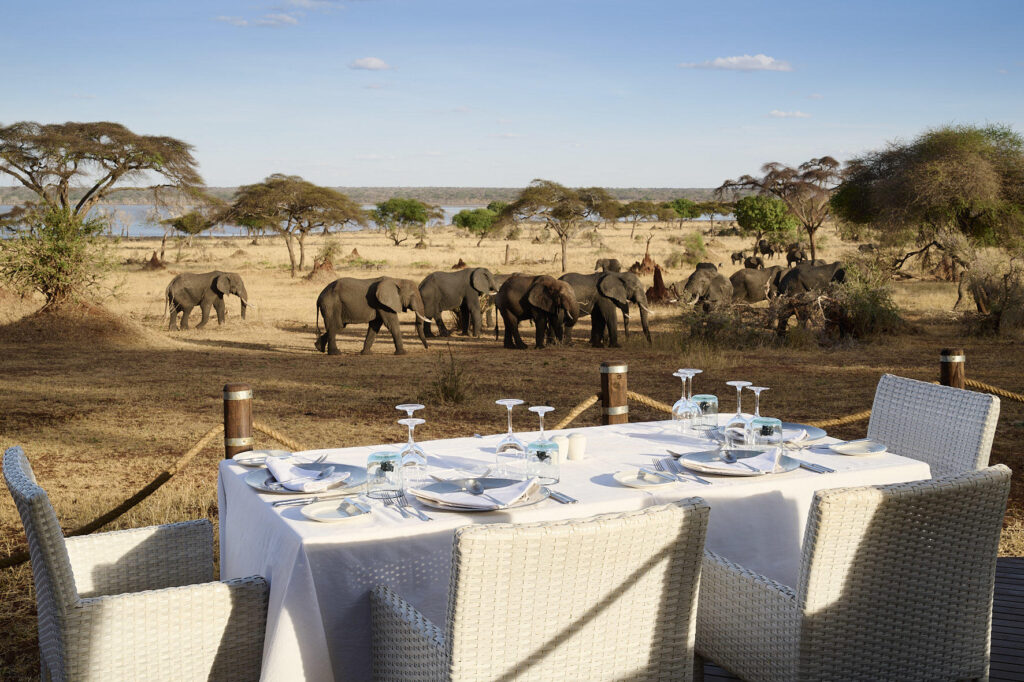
[731,251,745,265]
[165,271,249,331]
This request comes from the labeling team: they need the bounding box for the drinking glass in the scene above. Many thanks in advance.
[746,386,768,418]
[671,371,701,435]
[724,380,752,448]
[525,406,559,484]
[692,394,719,435]
[366,450,404,499]
[749,417,784,452]
[495,399,526,454]
[397,417,427,467]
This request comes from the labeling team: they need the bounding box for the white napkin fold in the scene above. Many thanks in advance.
[426,466,491,482]
[681,448,783,474]
[265,458,350,492]
[408,477,540,510]
[783,428,808,443]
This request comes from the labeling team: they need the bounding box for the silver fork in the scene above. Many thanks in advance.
[395,493,432,521]
[381,492,412,519]
[664,457,712,485]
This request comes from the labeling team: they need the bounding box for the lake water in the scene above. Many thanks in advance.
[0,204,732,238]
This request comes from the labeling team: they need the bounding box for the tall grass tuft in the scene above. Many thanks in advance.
[421,344,474,405]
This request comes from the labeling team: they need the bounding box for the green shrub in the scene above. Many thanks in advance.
[829,259,903,339]
[683,232,707,265]
[421,344,474,405]
[664,250,687,269]
[315,238,343,265]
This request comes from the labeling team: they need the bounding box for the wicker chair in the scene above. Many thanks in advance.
[696,464,1011,681]
[371,499,710,681]
[867,373,1000,477]
[3,446,269,681]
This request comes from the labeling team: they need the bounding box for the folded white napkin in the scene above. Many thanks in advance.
[681,448,783,474]
[408,477,540,510]
[783,428,808,443]
[427,466,491,482]
[265,458,350,492]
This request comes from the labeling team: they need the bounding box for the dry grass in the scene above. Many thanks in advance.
[1,222,1022,677]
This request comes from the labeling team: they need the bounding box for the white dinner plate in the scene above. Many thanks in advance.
[613,471,677,489]
[829,439,887,456]
[409,478,550,511]
[781,422,828,443]
[244,463,366,495]
[232,450,291,467]
[300,499,372,523]
[676,449,800,477]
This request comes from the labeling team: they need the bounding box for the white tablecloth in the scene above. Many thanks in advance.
[218,420,931,681]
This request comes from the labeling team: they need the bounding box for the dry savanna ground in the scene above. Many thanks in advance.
[1,219,1022,677]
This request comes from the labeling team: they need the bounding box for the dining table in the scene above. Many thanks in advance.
[217,418,931,681]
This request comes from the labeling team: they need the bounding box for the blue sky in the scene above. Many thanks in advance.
[1,0,1022,187]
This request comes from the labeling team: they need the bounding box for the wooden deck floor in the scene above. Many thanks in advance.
[703,557,1024,681]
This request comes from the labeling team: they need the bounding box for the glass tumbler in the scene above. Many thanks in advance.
[749,417,784,452]
[692,394,719,434]
[366,450,404,499]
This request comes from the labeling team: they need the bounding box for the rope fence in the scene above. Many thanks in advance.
[2,356,1021,570]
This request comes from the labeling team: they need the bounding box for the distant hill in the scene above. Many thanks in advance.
[1,186,720,206]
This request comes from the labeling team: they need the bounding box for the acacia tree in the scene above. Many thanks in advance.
[230,174,365,277]
[667,197,700,228]
[733,195,798,250]
[373,198,431,246]
[501,179,613,272]
[0,121,202,307]
[695,200,730,234]
[620,200,659,239]
[719,157,841,260]
[452,207,500,246]
[831,124,1024,263]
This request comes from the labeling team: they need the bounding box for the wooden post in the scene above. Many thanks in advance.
[223,383,253,458]
[940,348,965,389]
[600,362,628,425]
[504,243,510,265]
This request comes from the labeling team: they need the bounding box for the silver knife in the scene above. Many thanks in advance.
[667,458,712,485]
[793,458,834,473]
[639,467,676,482]
[273,493,349,507]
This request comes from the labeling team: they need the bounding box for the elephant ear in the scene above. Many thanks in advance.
[598,274,628,306]
[527,281,556,313]
[470,268,489,293]
[214,274,230,294]
[373,279,402,313]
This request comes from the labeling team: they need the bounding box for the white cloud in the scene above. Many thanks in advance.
[255,13,299,25]
[350,57,391,71]
[452,105,471,113]
[496,118,513,124]
[215,13,299,27]
[355,153,397,161]
[215,15,249,26]
[71,93,97,100]
[287,0,337,8]
[768,110,811,118]
[363,83,388,90]
[679,54,792,72]
[997,68,1009,75]
[807,93,823,100]
[492,132,523,139]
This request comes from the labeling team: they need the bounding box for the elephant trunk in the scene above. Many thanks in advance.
[240,299,247,320]
[236,282,249,320]
[635,295,652,343]
[414,308,429,348]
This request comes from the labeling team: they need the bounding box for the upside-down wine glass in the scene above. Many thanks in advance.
[495,399,526,453]
[746,386,783,452]
[723,380,752,448]
[671,370,702,437]
[525,406,559,484]
[396,404,428,467]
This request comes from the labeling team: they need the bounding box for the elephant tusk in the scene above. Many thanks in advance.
[637,303,653,314]
[414,312,432,323]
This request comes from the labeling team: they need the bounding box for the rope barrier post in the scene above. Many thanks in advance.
[223,383,253,458]
[600,362,628,425]
[940,348,965,389]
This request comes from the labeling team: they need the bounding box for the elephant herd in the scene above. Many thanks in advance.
[163,264,652,355]
[677,258,847,310]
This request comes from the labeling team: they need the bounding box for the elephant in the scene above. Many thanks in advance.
[165,271,248,331]
[594,258,622,273]
[418,267,498,338]
[786,243,808,268]
[560,271,652,348]
[680,265,733,310]
[314,276,428,355]
[757,239,778,260]
[776,261,846,296]
[495,274,579,349]
[730,265,784,303]
[744,255,765,270]
[730,251,745,265]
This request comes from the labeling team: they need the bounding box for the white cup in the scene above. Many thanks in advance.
[551,436,569,463]
[567,433,586,460]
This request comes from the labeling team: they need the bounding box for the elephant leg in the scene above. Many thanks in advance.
[466,300,482,337]
[325,325,342,355]
[589,312,605,348]
[214,298,226,325]
[196,302,212,329]
[423,320,434,338]
[180,305,194,330]
[381,314,407,355]
[360,318,383,355]
[435,316,451,337]
[168,302,180,331]
[535,316,548,349]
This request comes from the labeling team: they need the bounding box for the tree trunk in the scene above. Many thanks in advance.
[560,236,569,273]
[807,227,817,261]
[283,233,297,277]
[298,234,306,271]
[630,220,637,240]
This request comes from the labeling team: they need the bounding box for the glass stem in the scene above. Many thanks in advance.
[736,388,742,415]
[754,393,761,417]
[539,414,545,440]
[407,424,415,446]
[687,376,693,400]
[506,407,513,434]
[680,377,686,401]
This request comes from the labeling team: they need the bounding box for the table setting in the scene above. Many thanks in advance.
[217,370,929,681]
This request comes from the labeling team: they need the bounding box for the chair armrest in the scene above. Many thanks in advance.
[65,519,214,597]
[65,576,268,681]
[696,551,799,682]
[371,585,447,680]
